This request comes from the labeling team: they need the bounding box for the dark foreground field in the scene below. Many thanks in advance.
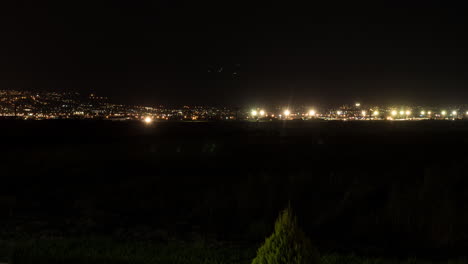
[1,238,467,264]
[1,120,468,262]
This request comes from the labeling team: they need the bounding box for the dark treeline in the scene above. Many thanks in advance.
[1,120,468,258]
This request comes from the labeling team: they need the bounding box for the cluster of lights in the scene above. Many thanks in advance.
[251,109,267,117]
[248,106,468,121]
[250,108,320,119]
[389,110,412,117]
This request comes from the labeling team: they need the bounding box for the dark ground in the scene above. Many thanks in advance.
[1,120,468,259]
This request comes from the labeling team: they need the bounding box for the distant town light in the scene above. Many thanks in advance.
[355,103,361,107]
[309,110,316,116]
[373,111,379,116]
[391,110,397,116]
[428,111,432,115]
[441,110,447,116]
[259,110,265,116]
[421,111,425,115]
[452,110,457,115]
[284,110,290,116]
[144,117,153,124]
[361,110,366,116]
[251,110,258,116]
[399,110,405,115]
[405,110,411,116]
[337,111,342,115]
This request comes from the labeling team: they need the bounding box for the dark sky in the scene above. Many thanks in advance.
[1,1,467,106]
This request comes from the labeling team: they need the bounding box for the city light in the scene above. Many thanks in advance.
[3,89,468,122]
[144,116,153,124]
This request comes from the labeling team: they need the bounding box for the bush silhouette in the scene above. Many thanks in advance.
[252,206,319,264]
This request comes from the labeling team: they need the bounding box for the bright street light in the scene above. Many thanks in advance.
[391,110,397,116]
[441,110,447,116]
[373,111,379,116]
[144,117,153,124]
[251,110,258,116]
[399,110,405,115]
[259,110,265,116]
[284,110,290,116]
[309,110,316,116]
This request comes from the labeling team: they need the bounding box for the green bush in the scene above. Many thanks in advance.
[252,206,319,264]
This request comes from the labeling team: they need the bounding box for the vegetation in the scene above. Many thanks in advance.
[251,206,319,264]
[1,238,466,264]
[7,238,255,264]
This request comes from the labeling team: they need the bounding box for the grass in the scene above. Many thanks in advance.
[1,238,466,264]
[5,238,255,264]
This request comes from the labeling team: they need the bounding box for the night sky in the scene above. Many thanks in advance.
[1,1,467,106]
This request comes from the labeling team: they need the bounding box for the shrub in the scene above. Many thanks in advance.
[252,206,319,264]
